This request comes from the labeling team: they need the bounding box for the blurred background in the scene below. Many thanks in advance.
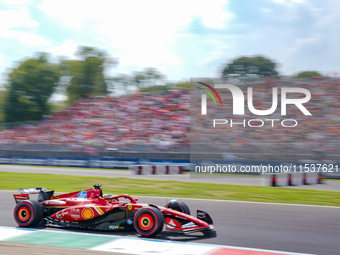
[0,0,339,168]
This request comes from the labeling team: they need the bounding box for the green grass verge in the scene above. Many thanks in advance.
[2,165,127,171]
[1,171,340,207]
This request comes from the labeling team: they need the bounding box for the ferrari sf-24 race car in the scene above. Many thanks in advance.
[13,184,214,237]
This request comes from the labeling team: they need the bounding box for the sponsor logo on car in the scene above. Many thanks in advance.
[197,211,206,218]
[45,201,66,206]
[127,219,133,225]
[82,208,94,220]
[56,210,68,219]
[70,214,81,220]
[109,224,119,230]
[77,191,87,199]
[14,195,29,200]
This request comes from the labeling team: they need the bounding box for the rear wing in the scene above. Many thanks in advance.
[13,193,30,203]
[13,187,54,203]
[18,187,47,194]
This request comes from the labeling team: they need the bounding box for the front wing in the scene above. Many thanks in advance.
[161,207,214,234]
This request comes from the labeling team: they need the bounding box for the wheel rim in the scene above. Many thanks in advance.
[138,213,154,231]
[17,207,30,221]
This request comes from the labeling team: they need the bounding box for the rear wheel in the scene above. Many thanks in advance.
[165,199,190,215]
[14,200,43,227]
[133,207,164,237]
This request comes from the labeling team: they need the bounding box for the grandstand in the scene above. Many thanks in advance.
[0,78,339,163]
[0,90,189,154]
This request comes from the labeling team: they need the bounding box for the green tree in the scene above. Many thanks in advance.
[222,55,279,78]
[0,90,5,123]
[4,53,60,123]
[111,74,132,95]
[132,67,165,90]
[62,46,117,103]
[295,71,322,78]
[176,81,190,89]
[139,85,169,93]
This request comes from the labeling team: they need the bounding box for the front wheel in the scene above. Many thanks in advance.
[133,207,164,237]
[14,200,43,227]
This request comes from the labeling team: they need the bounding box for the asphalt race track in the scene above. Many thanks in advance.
[1,190,340,255]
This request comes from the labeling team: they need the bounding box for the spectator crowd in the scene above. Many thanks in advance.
[0,78,339,155]
[0,91,190,153]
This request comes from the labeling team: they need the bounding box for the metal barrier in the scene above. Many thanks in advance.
[130,164,187,175]
[262,172,325,187]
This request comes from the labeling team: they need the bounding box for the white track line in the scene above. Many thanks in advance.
[0,227,313,255]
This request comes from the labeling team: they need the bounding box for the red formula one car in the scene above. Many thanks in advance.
[13,184,214,237]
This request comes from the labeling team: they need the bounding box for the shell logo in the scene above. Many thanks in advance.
[82,208,94,220]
